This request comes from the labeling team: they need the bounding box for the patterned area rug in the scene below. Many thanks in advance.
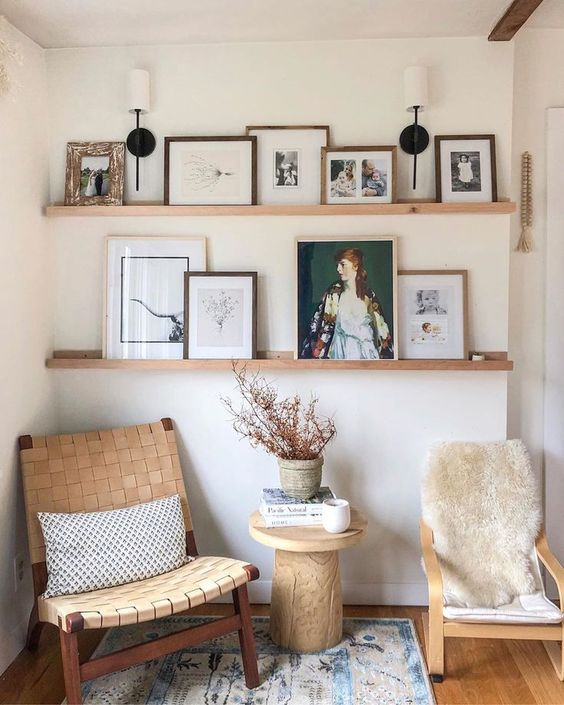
[82,616,435,705]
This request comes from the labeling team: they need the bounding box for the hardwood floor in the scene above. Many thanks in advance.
[1,605,563,704]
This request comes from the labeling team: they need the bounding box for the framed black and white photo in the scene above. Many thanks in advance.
[321,146,397,204]
[435,135,497,203]
[245,126,329,204]
[105,237,206,359]
[184,272,257,360]
[65,142,125,206]
[398,270,468,360]
[164,136,257,205]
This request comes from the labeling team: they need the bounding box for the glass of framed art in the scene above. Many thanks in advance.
[105,236,207,359]
[297,237,397,360]
[164,136,257,205]
[398,270,468,360]
[183,272,257,360]
[321,146,397,204]
[245,125,330,204]
[64,142,125,206]
[435,135,497,203]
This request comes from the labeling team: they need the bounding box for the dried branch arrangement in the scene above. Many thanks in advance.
[222,364,336,460]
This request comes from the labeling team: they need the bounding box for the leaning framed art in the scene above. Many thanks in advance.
[297,237,397,360]
[104,236,207,359]
[435,134,497,203]
[398,270,468,360]
[245,125,330,204]
[164,136,257,205]
[64,141,125,206]
[321,146,397,204]
[184,272,257,360]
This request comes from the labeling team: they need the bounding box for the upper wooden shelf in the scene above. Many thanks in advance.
[45,201,516,217]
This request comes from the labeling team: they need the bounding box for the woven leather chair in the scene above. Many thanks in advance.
[19,418,260,704]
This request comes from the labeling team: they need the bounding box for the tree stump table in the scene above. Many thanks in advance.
[249,508,367,652]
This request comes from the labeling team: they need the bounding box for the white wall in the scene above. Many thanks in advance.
[0,23,54,672]
[46,37,513,606]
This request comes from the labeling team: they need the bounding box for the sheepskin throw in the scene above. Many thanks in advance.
[422,440,541,608]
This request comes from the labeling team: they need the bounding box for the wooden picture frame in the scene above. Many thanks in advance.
[183,271,257,359]
[398,270,469,360]
[321,146,397,204]
[245,125,330,205]
[64,142,125,206]
[164,136,257,206]
[435,135,497,203]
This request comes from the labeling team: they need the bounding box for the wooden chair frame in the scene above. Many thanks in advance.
[420,519,564,682]
[19,418,260,704]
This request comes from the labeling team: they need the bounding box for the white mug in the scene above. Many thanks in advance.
[322,498,351,533]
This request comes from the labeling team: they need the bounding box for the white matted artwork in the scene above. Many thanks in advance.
[164,136,256,205]
[321,146,397,204]
[184,272,257,359]
[105,237,206,359]
[246,126,329,204]
[435,135,497,203]
[398,270,468,360]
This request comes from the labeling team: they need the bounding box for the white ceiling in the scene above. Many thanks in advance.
[0,0,561,49]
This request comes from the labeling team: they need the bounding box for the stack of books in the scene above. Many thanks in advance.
[259,486,335,527]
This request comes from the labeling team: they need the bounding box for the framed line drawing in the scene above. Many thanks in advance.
[65,141,125,206]
[105,236,206,359]
[398,270,468,360]
[321,146,397,204]
[435,134,497,203]
[183,272,257,360]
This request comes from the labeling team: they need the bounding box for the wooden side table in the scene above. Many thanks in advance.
[249,508,367,652]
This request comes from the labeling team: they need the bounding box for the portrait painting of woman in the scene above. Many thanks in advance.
[297,238,396,360]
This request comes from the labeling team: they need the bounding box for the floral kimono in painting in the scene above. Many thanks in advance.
[301,282,393,359]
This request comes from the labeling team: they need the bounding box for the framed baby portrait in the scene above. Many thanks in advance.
[398,270,468,360]
[183,272,257,359]
[105,236,207,360]
[321,146,397,204]
[64,141,125,206]
[164,136,257,205]
[435,135,497,203]
[296,236,397,360]
[245,125,330,204]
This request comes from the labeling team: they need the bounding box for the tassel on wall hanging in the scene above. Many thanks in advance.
[517,151,533,253]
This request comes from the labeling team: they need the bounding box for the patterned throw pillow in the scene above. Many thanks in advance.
[38,495,190,598]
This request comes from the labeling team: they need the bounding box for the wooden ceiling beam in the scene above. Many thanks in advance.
[489,0,544,41]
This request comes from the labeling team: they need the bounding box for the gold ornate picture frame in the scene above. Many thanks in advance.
[64,141,125,206]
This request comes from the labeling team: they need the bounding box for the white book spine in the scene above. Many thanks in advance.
[262,515,324,528]
[259,501,323,516]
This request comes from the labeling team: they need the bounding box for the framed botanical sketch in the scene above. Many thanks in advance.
[64,142,125,206]
[398,270,468,360]
[321,146,397,204]
[297,237,397,360]
[435,135,497,203]
[105,236,207,359]
[164,136,257,205]
[245,125,330,204]
[184,272,257,359]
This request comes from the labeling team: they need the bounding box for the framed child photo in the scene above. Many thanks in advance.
[64,142,125,206]
[435,135,497,203]
[184,272,257,360]
[297,236,397,360]
[321,146,397,204]
[398,270,468,360]
[245,125,330,204]
[164,136,257,205]
[104,236,207,360]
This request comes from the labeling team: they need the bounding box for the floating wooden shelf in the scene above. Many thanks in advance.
[45,201,516,217]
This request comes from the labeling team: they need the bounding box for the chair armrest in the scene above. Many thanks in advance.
[420,518,444,609]
[536,528,564,607]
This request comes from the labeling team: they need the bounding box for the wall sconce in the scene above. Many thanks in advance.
[399,66,429,190]
[126,69,156,192]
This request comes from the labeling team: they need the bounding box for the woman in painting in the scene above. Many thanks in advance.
[301,247,393,359]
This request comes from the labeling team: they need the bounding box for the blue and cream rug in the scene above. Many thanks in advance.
[82,616,435,705]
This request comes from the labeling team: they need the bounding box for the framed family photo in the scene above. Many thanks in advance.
[245,125,330,204]
[164,136,257,205]
[321,146,397,204]
[435,135,497,203]
[105,236,207,359]
[297,237,397,360]
[184,272,257,359]
[64,142,125,206]
[398,270,468,360]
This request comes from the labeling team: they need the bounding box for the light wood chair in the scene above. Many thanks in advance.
[19,418,260,704]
